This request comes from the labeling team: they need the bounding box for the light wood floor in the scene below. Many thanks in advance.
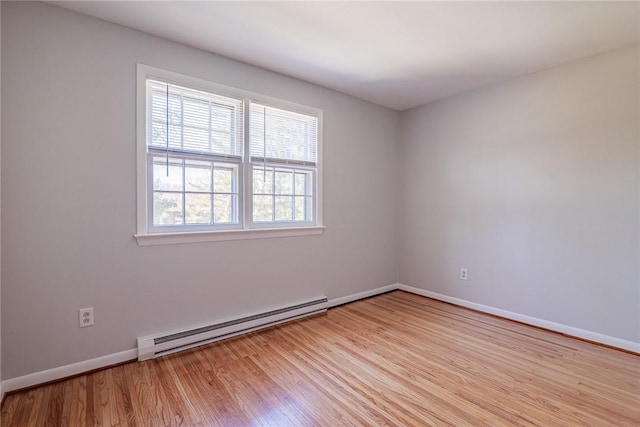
[2,291,639,426]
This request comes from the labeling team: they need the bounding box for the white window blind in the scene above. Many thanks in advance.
[249,103,318,165]
[148,80,243,158]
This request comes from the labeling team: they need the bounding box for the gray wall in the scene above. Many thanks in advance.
[2,1,638,383]
[399,45,640,343]
[1,2,399,379]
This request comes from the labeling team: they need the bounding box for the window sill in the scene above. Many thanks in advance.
[134,226,326,246]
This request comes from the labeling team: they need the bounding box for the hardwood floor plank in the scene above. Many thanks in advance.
[30,385,52,426]
[59,379,73,426]
[268,331,403,426]
[44,381,66,427]
[171,350,249,426]
[356,295,636,425]
[253,339,381,426]
[111,366,136,427]
[147,357,196,426]
[0,387,22,426]
[2,291,639,426]
[67,376,87,427]
[300,310,528,426]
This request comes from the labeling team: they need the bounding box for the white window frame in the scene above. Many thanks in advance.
[135,64,324,246]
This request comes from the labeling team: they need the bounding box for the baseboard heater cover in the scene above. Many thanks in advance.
[137,296,328,361]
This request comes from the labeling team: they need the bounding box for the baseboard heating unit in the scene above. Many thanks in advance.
[137,296,328,361]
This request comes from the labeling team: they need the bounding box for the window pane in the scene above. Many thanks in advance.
[211,105,232,153]
[183,97,209,128]
[275,196,293,221]
[211,106,232,132]
[294,196,307,221]
[214,168,233,193]
[295,172,311,196]
[151,91,167,119]
[153,158,183,191]
[183,127,209,152]
[253,195,273,222]
[167,95,182,124]
[168,124,181,150]
[150,90,181,126]
[151,121,167,146]
[153,192,183,225]
[211,131,231,155]
[185,193,212,224]
[185,161,212,192]
[275,170,293,195]
[253,167,274,194]
[214,194,234,223]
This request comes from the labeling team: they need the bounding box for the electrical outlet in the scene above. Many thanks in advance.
[79,307,94,328]
[460,268,468,280]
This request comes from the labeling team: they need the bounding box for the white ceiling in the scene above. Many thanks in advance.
[51,1,640,111]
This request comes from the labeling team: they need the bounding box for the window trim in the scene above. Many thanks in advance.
[134,226,326,246]
[135,64,324,245]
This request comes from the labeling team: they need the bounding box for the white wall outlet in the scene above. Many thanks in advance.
[79,307,94,328]
[460,268,468,280]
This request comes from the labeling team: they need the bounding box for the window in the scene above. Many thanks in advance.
[136,65,323,245]
[250,103,317,224]
[146,80,243,231]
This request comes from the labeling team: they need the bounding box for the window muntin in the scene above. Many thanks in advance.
[252,165,314,223]
[149,155,240,230]
[140,66,322,236]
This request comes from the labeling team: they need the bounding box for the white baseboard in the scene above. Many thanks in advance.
[1,349,137,394]
[3,283,637,394]
[1,284,397,393]
[398,284,640,354]
[328,283,398,308]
